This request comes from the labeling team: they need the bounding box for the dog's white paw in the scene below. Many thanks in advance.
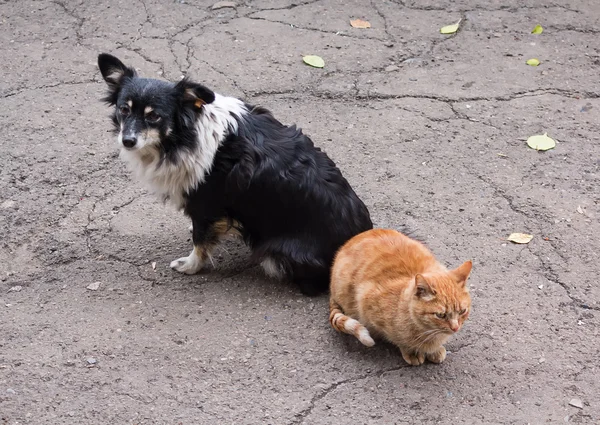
[170,253,203,274]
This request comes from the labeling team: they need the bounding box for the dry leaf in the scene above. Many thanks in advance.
[526,58,540,66]
[507,233,534,244]
[440,20,461,34]
[350,19,371,29]
[531,24,543,34]
[302,55,325,68]
[527,133,555,151]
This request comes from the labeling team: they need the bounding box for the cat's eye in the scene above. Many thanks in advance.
[119,105,130,116]
[146,111,161,124]
[435,312,446,319]
[459,309,467,315]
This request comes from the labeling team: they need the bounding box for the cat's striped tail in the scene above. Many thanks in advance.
[329,299,375,347]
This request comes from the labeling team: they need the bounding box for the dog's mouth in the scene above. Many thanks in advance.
[119,129,161,151]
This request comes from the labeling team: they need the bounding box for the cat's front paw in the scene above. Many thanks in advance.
[170,253,204,274]
[401,349,425,366]
[426,346,447,364]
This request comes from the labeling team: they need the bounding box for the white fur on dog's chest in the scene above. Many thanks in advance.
[120,148,200,209]
[118,93,248,210]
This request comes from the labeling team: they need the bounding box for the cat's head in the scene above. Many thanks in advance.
[411,260,472,334]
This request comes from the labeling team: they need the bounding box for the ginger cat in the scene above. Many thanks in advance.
[329,229,472,366]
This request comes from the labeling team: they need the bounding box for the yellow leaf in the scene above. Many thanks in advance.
[507,233,534,244]
[302,55,325,68]
[440,20,461,34]
[527,133,556,151]
[350,19,371,29]
[526,58,540,66]
[531,24,543,34]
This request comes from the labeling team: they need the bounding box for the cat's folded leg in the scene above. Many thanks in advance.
[426,346,447,364]
[400,348,425,366]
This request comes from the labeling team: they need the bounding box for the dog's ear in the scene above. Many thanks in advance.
[98,54,136,102]
[175,78,216,111]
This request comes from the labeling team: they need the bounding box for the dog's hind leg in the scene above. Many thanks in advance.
[292,266,330,296]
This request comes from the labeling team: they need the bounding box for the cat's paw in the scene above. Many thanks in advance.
[401,349,425,366]
[170,254,204,274]
[426,346,447,364]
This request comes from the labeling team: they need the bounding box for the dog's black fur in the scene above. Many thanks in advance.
[98,53,373,295]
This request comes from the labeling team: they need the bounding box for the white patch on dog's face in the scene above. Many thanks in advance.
[118,92,248,209]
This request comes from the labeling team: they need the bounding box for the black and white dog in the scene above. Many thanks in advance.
[98,53,372,295]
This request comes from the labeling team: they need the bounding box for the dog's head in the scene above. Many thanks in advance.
[97,53,216,152]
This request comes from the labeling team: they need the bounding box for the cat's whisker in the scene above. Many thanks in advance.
[415,330,445,352]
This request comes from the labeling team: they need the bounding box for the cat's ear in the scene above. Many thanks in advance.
[451,260,472,287]
[415,274,436,301]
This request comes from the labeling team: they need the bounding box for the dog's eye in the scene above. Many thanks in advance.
[435,312,446,319]
[119,105,130,116]
[146,111,161,124]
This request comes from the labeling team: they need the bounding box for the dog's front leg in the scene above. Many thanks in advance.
[170,219,222,275]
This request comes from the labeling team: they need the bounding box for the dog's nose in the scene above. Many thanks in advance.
[122,136,137,149]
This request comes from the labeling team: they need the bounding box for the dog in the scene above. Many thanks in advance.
[97,53,373,295]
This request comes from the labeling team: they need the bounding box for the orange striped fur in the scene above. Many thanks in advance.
[329,229,472,366]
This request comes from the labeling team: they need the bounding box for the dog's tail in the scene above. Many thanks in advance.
[329,299,374,347]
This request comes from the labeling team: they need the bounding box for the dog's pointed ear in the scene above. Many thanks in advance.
[175,78,216,111]
[98,54,136,100]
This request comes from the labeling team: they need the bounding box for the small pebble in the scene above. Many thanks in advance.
[385,65,399,72]
[6,388,16,394]
[538,357,546,363]
[86,282,101,291]
[569,398,583,409]
[1,200,16,209]
[9,286,22,292]
[211,1,236,10]
[86,357,97,365]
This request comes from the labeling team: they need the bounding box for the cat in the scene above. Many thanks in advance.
[329,228,472,366]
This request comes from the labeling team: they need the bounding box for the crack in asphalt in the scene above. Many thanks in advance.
[245,14,388,42]
[290,365,405,424]
[1,80,98,99]
[472,173,598,313]
[247,0,322,12]
[51,0,85,45]
[391,0,583,14]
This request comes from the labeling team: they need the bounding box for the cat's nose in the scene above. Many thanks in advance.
[449,320,460,332]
